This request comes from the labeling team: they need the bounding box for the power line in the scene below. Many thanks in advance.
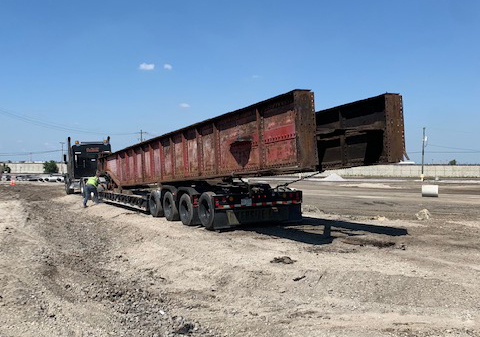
[409,143,480,154]
[0,150,62,157]
[134,130,158,142]
[429,144,480,152]
[0,106,137,136]
[143,131,158,137]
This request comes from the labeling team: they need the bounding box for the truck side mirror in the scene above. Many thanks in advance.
[63,154,67,163]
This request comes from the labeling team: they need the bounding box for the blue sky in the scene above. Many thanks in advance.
[0,0,479,164]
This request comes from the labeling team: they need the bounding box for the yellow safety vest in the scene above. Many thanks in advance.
[86,176,99,187]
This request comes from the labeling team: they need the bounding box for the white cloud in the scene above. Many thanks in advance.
[163,63,173,70]
[179,103,190,108]
[252,74,262,79]
[139,63,155,71]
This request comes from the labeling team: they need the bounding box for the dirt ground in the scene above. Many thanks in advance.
[0,180,479,337]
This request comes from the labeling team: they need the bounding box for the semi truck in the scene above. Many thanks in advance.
[92,89,405,230]
[64,137,111,195]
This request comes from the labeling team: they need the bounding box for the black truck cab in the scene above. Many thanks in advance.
[64,137,111,194]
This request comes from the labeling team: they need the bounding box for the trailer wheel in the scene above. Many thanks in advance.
[149,191,164,217]
[163,191,179,221]
[198,192,216,230]
[179,194,195,226]
[80,180,85,196]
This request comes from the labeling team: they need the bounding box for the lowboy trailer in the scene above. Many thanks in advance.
[96,90,406,230]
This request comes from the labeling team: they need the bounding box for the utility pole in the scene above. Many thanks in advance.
[59,142,65,174]
[421,127,426,181]
[140,129,143,142]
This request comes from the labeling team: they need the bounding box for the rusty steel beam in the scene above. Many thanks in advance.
[315,93,406,171]
[99,91,406,188]
[99,90,318,188]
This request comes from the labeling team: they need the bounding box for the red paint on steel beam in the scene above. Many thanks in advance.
[263,124,296,144]
[149,143,155,180]
[125,151,129,181]
[182,133,188,174]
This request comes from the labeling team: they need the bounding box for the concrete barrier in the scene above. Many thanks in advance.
[1,162,67,174]
[312,165,480,178]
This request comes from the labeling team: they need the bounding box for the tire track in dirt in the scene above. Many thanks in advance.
[0,185,219,337]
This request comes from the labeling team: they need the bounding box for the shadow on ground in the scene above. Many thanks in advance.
[241,216,408,246]
[99,198,409,247]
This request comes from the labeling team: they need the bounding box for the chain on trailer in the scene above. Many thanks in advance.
[274,171,322,190]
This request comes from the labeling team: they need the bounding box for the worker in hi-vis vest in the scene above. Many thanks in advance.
[83,170,101,208]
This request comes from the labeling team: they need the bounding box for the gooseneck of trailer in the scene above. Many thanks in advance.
[95,89,406,230]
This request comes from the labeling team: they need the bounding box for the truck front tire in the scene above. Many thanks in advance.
[65,180,74,195]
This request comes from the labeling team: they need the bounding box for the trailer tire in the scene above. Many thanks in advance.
[163,191,179,221]
[198,192,216,230]
[149,191,164,217]
[179,194,195,226]
[80,180,85,196]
